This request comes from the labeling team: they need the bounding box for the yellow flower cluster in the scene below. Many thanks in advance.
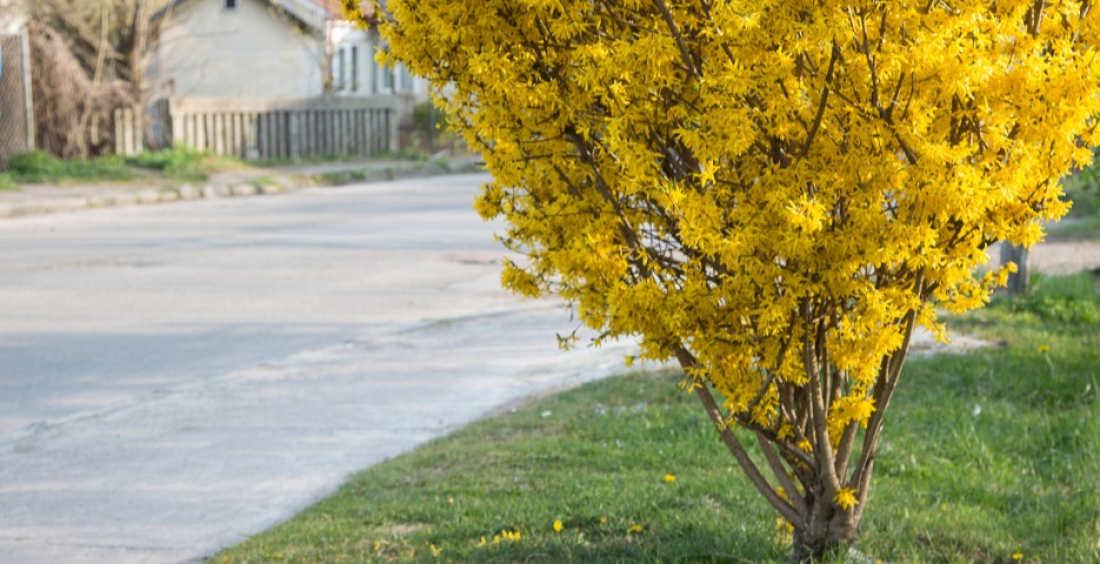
[371,0,1100,546]
[477,528,521,546]
[834,488,859,511]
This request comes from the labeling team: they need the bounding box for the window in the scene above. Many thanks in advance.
[225,0,237,9]
[382,65,395,92]
[351,46,359,93]
[336,48,346,90]
[399,65,414,93]
[373,45,395,93]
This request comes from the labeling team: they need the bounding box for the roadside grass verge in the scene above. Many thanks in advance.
[218,275,1099,563]
[4,150,140,183]
[1,148,243,184]
[124,146,244,181]
[0,173,17,191]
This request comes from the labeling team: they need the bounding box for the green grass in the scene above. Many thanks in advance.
[5,150,140,183]
[1053,161,1100,239]
[1047,215,1100,242]
[1,147,242,184]
[1062,168,1100,219]
[0,172,17,191]
[215,276,1100,564]
[124,146,243,181]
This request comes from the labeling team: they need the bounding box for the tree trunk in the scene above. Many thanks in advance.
[790,499,860,564]
[128,0,149,152]
[1000,242,1031,294]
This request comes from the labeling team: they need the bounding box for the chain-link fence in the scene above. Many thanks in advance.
[0,31,33,168]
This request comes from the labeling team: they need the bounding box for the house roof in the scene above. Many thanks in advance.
[153,0,357,33]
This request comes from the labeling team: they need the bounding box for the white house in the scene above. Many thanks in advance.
[328,19,428,102]
[152,0,332,98]
[151,0,429,121]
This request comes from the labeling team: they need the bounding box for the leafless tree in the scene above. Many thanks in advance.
[27,0,160,158]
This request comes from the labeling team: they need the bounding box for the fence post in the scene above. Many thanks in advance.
[114,107,136,156]
[388,107,398,153]
[288,110,300,159]
[20,30,34,151]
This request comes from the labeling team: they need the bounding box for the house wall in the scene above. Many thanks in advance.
[154,0,324,98]
[330,24,429,125]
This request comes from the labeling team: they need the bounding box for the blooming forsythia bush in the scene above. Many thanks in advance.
[348,0,1100,559]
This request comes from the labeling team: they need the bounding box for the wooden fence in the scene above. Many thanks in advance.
[116,96,400,160]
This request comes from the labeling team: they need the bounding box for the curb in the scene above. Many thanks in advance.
[0,181,289,220]
[0,160,484,220]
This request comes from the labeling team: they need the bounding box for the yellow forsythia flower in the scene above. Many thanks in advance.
[834,488,859,510]
[379,0,1100,549]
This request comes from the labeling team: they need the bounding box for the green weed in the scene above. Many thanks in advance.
[5,150,138,183]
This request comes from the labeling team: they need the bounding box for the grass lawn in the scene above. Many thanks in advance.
[216,274,1099,563]
[1047,215,1100,242]
[0,147,245,186]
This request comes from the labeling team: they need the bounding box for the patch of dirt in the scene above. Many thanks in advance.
[909,330,1004,357]
[988,240,1100,276]
[374,523,429,538]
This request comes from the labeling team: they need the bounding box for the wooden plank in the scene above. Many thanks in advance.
[229,112,239,158]
[187,113,197,151]
[337,110,346,156]
[245,112,255,160]
[235,112,245,159]
[273,112,282,160]
[366,110,375,156]
[197,113,206,152]
[330,110,339,157]
[170,102,182,149]
[353,109,363,156]
[258,112,267,159]
[304,110,314,158]
[218,112,227,155]
[391,106,400,151]
[289,111,300,159]
[122,108,135,155]
[343,110,351,155]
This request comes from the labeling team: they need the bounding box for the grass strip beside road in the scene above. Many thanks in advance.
[0,148,242,185]
[215,275,1100,564]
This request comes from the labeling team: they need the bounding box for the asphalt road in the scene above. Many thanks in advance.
[0,174,633,563]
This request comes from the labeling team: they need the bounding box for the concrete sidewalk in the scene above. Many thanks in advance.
[0,156,483,219]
